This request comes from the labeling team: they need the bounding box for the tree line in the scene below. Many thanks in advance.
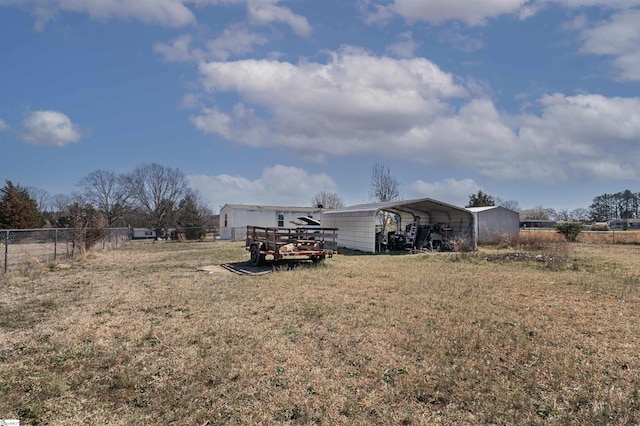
[0,163,215,240]
[3,161,637,239]
[466,189,640,223]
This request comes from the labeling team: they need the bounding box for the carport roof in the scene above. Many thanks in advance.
[323,197,473,218]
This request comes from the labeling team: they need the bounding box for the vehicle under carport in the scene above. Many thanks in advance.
[321,198,476,253]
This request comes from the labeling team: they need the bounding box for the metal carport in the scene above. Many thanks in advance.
[321,198,476,253]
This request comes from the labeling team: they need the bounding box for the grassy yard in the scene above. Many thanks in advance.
[1,240,640,425]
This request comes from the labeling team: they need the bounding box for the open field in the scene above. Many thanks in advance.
[1,240,640,424]
[521,228,640,245]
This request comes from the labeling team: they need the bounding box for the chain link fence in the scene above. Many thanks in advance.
[1,227,130,273]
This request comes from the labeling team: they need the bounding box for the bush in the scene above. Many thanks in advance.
[183,226,206,241]
[451,236,474,252]
[555,222,584,242]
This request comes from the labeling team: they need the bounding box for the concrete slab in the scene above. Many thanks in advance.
[198,262,274,276]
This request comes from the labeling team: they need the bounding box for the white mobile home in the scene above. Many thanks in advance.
[219,204,326,240]
[130,228,156,240]
[321,198,476,253]
[467,206,520,244]
[608,219,640,229]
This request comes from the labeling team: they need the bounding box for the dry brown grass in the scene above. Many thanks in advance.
[2,239,640,424]
[521,228,640,245]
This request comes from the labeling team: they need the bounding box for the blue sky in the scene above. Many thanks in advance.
[1,0,640,213]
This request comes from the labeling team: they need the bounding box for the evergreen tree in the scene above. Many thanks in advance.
[177,192,205,240]
[466,190,495,208]
[0,180,44,229]
[589,190,640,222]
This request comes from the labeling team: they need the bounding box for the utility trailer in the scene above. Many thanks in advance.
[246,225,338,266]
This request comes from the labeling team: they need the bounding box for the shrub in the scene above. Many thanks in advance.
[555,222,584,242]
[451,236,473,252]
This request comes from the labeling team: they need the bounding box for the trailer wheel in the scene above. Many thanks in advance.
[250,244,264,266]
[312,255,325,263]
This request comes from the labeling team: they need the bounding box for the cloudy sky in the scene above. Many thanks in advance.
[1,0,640,212]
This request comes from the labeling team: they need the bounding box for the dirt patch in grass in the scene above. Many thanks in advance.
[2,241,640,424]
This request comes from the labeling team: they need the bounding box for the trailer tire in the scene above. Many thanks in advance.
[312,255,325,263]
[250,244,264,266]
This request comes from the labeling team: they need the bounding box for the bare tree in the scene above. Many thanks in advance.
[520,206,552,221]
[78,169,130,226]
[369,164,400,202]
[185,188,214,220]
[311,191,344,209]
[556,209,571,221]
[25,186,51,213]
[123,163,188,238]
[51,193,74,213]
[369,164,400,252]
[571,208,590,222]
[496,197,520,211]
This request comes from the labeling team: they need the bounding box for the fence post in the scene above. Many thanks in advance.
[4,230,8,273]
[54,228,58,261]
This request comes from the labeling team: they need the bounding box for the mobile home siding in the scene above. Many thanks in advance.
[220,204,325,240]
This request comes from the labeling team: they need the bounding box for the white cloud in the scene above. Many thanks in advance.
[409,178,482,206]
[21,110,85,147]
[194,47,469,159]
[577,9,640,81]
[535,93,640,141]
[32,7,56,31]
[180,93,202,109]
[385,32,418,58]
[3,0,318,37]
[155,26,271,63]
[364,0,640,27]
[189,48,640,183]
[16,0,197,27]
[67,0,195,26]
[359,1,396,25]
[190,104,268,147]
[548,0,640,8]
[187,165,338,209]
[439,26,485,52]
[0,119,9,131]
[569,159,638,180]
[154,34,197,62]
[190,107,233,138]
[512,93,640,180]
[390,0,529,26]
[205,24,269,60]
[247,0,312,37]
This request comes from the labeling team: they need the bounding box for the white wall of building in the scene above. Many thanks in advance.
[220,205,324,240]
[321,211,377,253]
[468,206,520,243]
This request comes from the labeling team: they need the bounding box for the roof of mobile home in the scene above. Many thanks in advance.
[222,204,326,212]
